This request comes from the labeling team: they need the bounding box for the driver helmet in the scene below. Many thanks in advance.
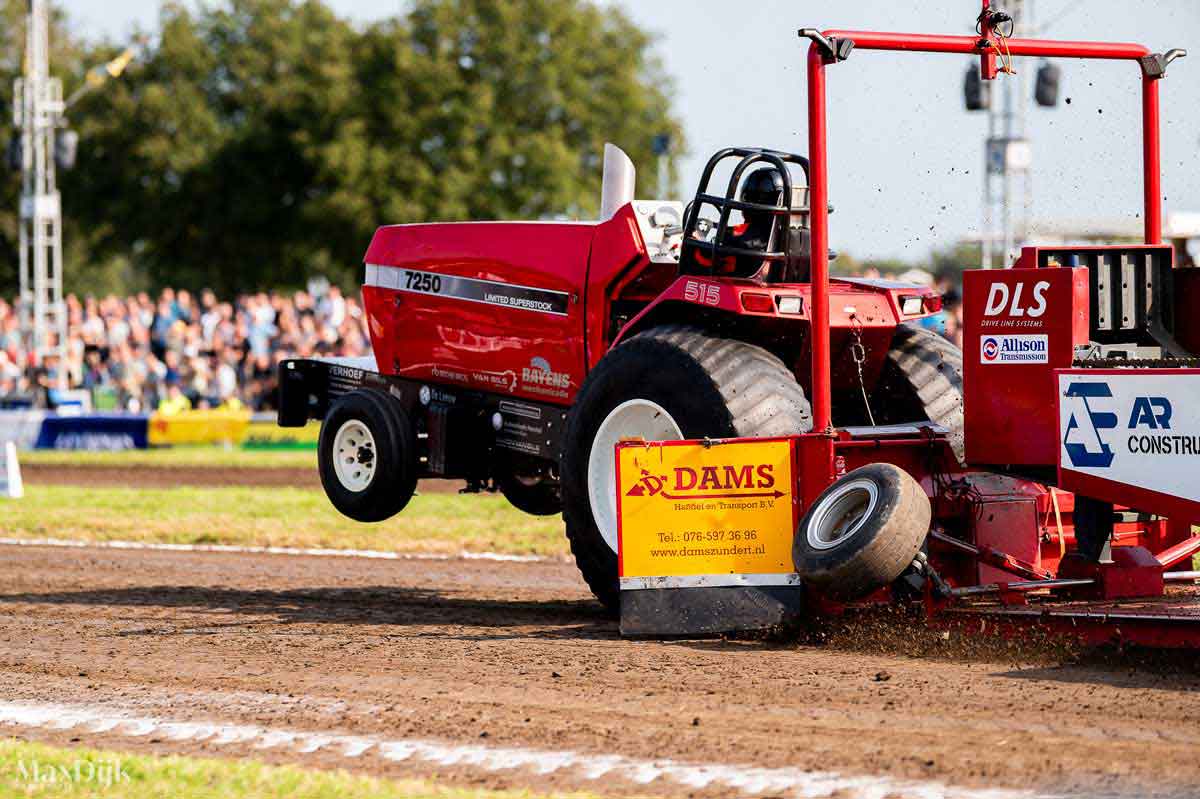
[735,166,787,247]
[739,166,786,210]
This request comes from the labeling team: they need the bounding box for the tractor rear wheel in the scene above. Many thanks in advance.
[873,324,965,463]
[561,326,813,611]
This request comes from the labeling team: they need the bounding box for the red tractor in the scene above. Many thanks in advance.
[279,138,960,610]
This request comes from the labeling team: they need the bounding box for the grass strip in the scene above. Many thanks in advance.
[0,484,566,558]
[19,448,316,470]
[0,738,610,799]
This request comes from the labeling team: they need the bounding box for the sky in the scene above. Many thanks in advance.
[61,0,1200,262]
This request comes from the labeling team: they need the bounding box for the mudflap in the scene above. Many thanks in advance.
[620,585,805,637]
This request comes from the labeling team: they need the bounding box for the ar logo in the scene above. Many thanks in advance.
[1062,382,1118,468]
[1129,396,1172,429]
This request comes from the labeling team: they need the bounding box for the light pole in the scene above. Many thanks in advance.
[13,0,66,385]
[12,1,138,387]
[652,133,671,197]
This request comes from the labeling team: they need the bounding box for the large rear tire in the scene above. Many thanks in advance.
[873,324,965,463]
[318,388,418,523]
[561,326,813,611]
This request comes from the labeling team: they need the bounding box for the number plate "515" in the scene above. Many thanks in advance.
[683,280,720,306]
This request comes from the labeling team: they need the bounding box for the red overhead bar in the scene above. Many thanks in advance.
[821,30,1150,61]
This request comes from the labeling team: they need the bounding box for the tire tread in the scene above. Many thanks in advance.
[876,324,965,463]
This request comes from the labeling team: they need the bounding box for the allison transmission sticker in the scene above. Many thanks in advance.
[615,439,799,590]
[366,264,569,316]
[980,334,1048,364]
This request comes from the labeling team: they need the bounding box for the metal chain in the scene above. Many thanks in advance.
[849,318,876,427]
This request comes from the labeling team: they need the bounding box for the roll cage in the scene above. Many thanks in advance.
[679,148,812,281]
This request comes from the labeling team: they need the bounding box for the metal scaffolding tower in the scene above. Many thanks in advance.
[13,0,67,383]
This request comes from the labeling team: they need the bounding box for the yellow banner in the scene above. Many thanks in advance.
[616,439,797,583]
[242,420,320,449]
[148,410,252,446]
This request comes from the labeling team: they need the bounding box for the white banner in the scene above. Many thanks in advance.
[0,411,47,451]
[1059,372,1200,504]
[0,441,22,499]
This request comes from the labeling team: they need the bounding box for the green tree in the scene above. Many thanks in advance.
[63,0,361,293]
[349,0,680,225]
[930,240,983,281]
[55,0,682,295]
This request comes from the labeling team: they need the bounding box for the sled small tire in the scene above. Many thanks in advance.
[793,463,930,601]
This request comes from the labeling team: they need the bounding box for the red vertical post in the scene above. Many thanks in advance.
[1142,75,1162,245]
[806,44,832,435]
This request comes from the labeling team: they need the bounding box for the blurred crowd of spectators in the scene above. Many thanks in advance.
[0,286,370,413]
[1,267,964,416]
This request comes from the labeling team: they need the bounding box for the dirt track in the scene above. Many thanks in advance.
[1,542,1199,798]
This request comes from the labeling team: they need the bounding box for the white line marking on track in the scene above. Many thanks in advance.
[0,700,1043,799]
[0,537,547,563]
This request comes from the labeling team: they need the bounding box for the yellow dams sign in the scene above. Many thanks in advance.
[615,438,799,589]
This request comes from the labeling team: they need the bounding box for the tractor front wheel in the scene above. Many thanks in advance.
[318,388,418,523]
[561,326,813,611]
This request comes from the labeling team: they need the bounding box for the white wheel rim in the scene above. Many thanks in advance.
[806,478,879,551]
[332,419,377,493]
[587,399,683,552]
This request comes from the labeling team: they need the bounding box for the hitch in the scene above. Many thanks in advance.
[975,3,1016,79]
[1140,48,1187,79]
[798,29,854,62]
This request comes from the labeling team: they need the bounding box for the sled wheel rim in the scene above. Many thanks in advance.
[332,419,377,493]
[587,398,682,552]
[806,478,879,551]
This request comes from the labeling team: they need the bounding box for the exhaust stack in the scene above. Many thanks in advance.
[599,143,636,221]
